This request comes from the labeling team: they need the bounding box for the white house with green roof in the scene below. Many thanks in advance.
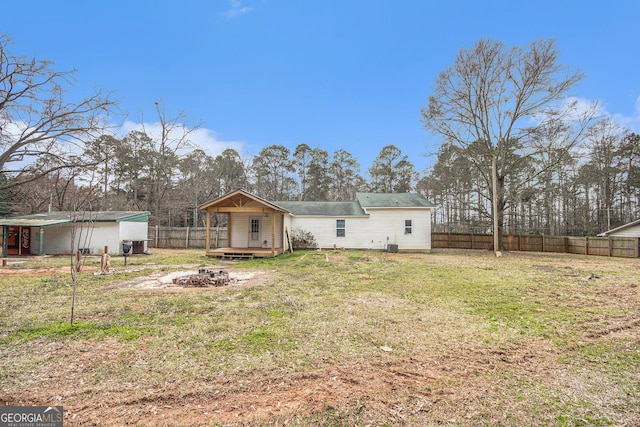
[276,193,435,252]
[199,189,435,257]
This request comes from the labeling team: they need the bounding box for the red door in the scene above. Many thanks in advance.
[5,226,31,255]
[7,226,19,255]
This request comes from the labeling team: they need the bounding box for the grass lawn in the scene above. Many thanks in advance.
[0,248,638,426]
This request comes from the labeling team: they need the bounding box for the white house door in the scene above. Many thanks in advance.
[249,217,261,247]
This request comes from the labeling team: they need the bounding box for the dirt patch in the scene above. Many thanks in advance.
[0,266,99,276]
[100,267,272,292]
[0,338,575,426]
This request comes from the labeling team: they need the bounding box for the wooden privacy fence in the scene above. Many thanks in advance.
[149,226,228,249]
[150,227,639,258]
[432,233,640,258]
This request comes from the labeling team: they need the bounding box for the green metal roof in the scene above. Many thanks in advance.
[0,218,71,228]
[356,193,436,208]
[271,201,366,216]
[0,211,150,227]
[272,193,435,215]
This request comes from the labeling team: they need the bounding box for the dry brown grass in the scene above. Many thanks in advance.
[0,248,638,426]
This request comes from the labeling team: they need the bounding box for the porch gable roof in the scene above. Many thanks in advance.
[199,189,289,213]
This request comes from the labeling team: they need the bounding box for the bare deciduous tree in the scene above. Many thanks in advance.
[141,101,201,224]
[422,38,596,249]
[0,34,116,191]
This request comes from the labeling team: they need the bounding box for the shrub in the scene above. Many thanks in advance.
[290,228,317,249]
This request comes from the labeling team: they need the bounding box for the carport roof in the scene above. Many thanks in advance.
[0,211,150,227]
[0,218,71,228]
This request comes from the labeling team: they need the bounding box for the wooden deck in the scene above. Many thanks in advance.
[206,247,284,259]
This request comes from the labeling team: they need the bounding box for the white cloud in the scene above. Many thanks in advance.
[559,96,605,121]
[220,0,253,21]
[524,96,603,128]
[560,95,640,134]
[115,120,249,159]
[611,95,640,133]
[527,96,640,134]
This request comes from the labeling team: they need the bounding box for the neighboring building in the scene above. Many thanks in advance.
[0,211,150,257]
[199,189,435,258]
[598,219,640,238]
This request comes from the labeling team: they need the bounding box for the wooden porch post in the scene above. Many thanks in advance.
[271,211,275,256]
[205,209,211,254]
[227,213,232,248]
[281,213,285,253]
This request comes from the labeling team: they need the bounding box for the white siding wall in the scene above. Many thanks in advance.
[91,223,126,254]
[290,216,371,249]
[609,224,640,237]
[290,208,432,251]
[42,223,118,255]
[230,212,250,247]
[273,213,284,249]
[41,221,148,255]
[28,227,39,255]
[119,221,149,242]
[229,208,284,249]
[365,208,431,251]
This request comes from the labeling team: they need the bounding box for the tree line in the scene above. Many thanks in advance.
[8,134,418,226]
[420,123,639,236]
[1,33,638,243]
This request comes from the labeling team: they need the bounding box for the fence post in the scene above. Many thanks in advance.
[585,237,589,255]
[608,237,613,257]
[541,234,545,252]
[185,226,190,249]
[155,225,159,248]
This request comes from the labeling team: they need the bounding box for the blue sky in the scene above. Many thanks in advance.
[2,0,639,176]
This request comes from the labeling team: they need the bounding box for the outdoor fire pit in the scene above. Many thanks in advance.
[172,268,232,287]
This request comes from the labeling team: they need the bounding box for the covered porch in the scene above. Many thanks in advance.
[199,189,291,258]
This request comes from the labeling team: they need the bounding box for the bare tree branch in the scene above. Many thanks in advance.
[0,34,116,191]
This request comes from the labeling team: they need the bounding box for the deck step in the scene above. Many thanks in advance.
[222,252,254,260]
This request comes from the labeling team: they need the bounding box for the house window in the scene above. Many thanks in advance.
[405,219,412,234]
[336,219,346,237]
